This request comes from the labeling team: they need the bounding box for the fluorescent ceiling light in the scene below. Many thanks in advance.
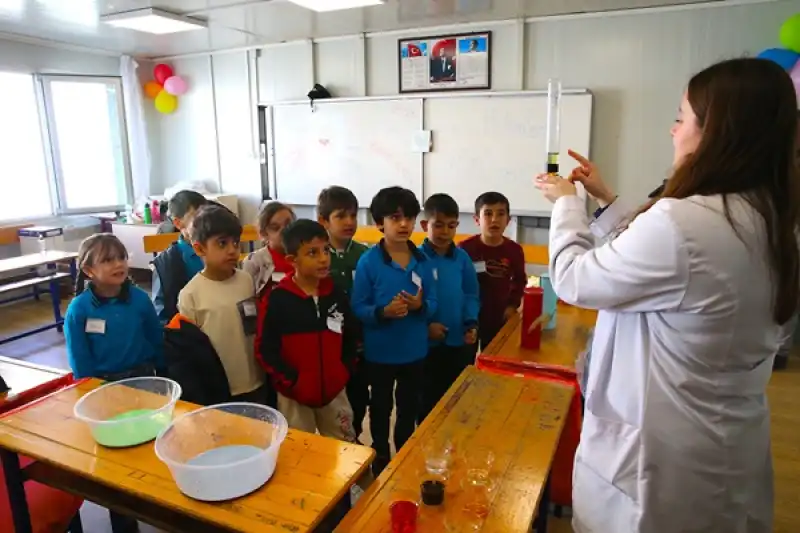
[287,0,386,12]
[100,8,206,34]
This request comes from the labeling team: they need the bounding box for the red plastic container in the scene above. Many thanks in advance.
[521,286,544,350]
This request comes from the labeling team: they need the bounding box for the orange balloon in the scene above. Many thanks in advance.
[144,81,162,99]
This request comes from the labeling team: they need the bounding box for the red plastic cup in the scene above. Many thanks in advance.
[521,286,544,350]
[390,500,419,533]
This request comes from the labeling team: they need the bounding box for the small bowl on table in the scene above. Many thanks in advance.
[73,377,182,448]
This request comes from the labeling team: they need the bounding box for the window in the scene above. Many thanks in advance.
[41,76,132,213]
[0,73,53,221]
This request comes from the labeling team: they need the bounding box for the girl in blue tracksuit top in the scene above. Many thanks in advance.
[350,186,437,477]
[65,234,164,380]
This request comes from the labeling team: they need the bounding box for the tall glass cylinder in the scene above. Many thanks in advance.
[545,78,562,174]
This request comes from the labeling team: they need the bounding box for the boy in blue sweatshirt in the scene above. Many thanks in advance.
[418,194,480,421]
[65,234,164,381]
[351,186,437,476]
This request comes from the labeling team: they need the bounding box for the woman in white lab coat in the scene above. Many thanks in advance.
[535,57,799,533]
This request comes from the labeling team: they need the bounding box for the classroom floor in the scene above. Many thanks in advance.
[1,298,798,533]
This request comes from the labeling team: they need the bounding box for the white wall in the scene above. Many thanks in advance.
[0,38,119,75]
[148,0,798,243]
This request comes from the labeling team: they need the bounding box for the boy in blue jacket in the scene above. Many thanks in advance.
[351,186,437,476]
[418,194,480,421]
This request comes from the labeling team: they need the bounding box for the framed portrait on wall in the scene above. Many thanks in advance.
[398,31,492,93]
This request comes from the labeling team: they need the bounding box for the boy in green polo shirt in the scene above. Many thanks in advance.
[317,186,369,441]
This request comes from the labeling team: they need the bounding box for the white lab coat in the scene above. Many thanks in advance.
[550,194,777,533]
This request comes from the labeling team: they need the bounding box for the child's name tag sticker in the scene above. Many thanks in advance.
[352,270,357,280]
[243,301,257,317]
[85,319,106,334]
[474,261,487,273]
[433,268,439,281]
[327,316,343,334]
[271,272,285,282]
[411,271,422,288]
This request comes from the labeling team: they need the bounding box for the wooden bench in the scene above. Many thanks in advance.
[0,253,77,346]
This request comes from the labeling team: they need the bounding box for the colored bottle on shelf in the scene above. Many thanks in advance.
[143,203,152,224]
[521,286,544,350]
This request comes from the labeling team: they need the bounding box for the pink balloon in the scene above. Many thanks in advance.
[163,75,188,96]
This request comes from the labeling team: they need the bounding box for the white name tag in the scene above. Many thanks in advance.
[411,271,422,288]
[85,319,106,334]
[352,270,356,280]
[433,268,439,281]
[271,272,285,282]
[474,261,487,273]
[243,301,257,317]
[327,317,343,334]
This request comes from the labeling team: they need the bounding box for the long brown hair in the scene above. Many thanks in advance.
[638,58,799,324]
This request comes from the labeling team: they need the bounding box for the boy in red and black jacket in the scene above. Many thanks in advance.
[259,219,357,441]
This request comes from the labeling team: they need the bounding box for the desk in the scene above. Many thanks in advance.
[481,304,597,370]
[336,367,573,533]
[0,251,78,346]
[0,379,374,533]
[0,356,67,406]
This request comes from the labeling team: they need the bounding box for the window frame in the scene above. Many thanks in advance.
[38,74,134,216]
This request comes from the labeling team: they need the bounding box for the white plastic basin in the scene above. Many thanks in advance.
[73,377,181,448]
[154,402,288,501]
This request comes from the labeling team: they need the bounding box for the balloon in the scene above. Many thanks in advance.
[154,63,174,85]
[143,81,162,99]
[154,90,178,114]
[163,75,188,96]
[756,48,800,71]
[779,13,800,54]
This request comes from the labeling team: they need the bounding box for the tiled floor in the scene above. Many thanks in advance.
[3,298,799,533]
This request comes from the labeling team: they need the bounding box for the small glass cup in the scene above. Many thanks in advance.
[422,436,455,482]
[390,500,419,533]
[460,447,496,523]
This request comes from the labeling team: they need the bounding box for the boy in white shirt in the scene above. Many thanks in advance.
[177,204,266,401]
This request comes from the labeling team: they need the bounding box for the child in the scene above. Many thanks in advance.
[418,194,480,420]
[260,219,357,440]
[317,186,369,441]
[65,234,164,380]
[152,190,208,323]
[64,233,164,533]
[177,205,266,402]
[243,201,296,407]
[351,186,437,476]
[459,192,526,349]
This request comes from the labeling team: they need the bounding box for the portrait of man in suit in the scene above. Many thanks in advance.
[430,39,456,83]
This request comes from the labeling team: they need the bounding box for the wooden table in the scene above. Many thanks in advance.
[481,303,597,370]
[0,356,67,405]
[0,251,78,346]
[336,366,574,533]
[0,378,374,533]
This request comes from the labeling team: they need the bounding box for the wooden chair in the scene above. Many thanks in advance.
[142,225,261,258]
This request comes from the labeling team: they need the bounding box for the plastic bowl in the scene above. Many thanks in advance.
[154,402,288,502]
[73,377,182,448]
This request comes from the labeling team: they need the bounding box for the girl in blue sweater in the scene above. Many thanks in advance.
[65,234,164,381]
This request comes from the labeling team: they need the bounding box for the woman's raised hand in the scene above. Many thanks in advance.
[567,150,616,207]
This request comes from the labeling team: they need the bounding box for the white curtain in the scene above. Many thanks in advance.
[120,55,151,202]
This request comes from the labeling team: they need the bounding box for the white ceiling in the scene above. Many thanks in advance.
[0,0,771,57]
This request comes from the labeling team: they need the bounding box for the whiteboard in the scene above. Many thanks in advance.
[424,93,592,214]
[271,99,423,206]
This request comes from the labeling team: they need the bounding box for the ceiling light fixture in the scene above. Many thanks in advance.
[286,0,386,13]
[100,8,207,35]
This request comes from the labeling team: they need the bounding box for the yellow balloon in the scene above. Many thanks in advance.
[154,90,178,114]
